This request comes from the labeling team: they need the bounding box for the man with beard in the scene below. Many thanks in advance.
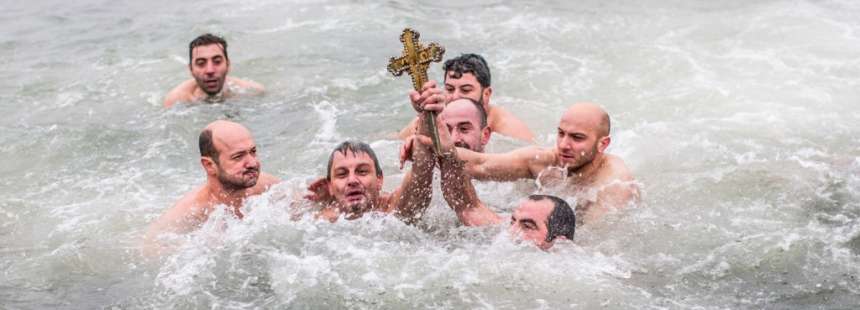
[144,120,279,254]
[399,53,535,143]
[163,33,264,108]
[451,102,638,224]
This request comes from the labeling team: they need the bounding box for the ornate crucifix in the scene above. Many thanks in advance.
[387,28,446,155]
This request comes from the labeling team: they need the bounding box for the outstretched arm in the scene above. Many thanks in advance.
[458,145,552,182]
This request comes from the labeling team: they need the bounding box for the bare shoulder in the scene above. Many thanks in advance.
[227,76,265,94]
[255,173,281,191]
[603,154,634,182]
[486,104,535,143]
[162,186,210,227]
[163,79,197,108]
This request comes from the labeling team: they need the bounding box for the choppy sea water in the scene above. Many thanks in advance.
[1,0,859,308]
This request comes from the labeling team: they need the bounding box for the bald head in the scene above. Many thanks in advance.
[442,98,487,128]
[199,120,253,162]
[561,102,610,137]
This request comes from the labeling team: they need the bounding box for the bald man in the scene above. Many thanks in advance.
[144,120,279,255]
[452,103,638,224]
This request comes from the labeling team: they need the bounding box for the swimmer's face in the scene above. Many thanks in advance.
[210,129,260,190]
[189,43,230,96]
[444,72,491,109]
[556,112,607,172]
[509,199,555,250]
[441,99,489,153]
[328,150,383,217]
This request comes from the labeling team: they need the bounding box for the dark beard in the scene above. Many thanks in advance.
[564,143,599,175]
[216,165,259,191]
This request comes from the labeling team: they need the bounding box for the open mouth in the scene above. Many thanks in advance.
[345,189,366,203]
[559,153,576,161]
[204,79,220,89]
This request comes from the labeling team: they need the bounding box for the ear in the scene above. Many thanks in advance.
[480,127,491,146]
[201,157,218,176]
[376,175,384,189]
[597,135,611,153]
[482,86,493,107]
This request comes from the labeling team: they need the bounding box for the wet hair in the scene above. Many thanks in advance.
[189,33,228,65]
[451,97,488,129]
[199,128,219,163]
[443,53,491,88]
[528,194,575,242]
[326,141,383,181]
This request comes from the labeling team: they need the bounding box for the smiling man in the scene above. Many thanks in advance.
[144,120,279,255]
[399,53,535,143]
[163,33,264,108]
[440,98,490,153]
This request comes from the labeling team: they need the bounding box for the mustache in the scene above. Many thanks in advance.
[453,141,471,149]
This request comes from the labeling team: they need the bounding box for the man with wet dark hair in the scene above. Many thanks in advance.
[534,194,576,244]
[164,33,265,108]
[399,53,535,143]
[144,120,280,256]
[304,134,436,223]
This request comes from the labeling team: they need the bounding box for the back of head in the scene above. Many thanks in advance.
[326,141,383,181]
[189,33,228,64]
[443,53,491,87]
[528,194,575,242]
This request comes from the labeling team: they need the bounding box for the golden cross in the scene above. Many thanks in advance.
[388,28,446,154]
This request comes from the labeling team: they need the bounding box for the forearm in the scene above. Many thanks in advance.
[439,151,501,226]
[392,144,435,223]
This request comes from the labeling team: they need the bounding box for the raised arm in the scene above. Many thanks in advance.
[409,101,501,226]
[438,149,502,226]
[388,138,435,224]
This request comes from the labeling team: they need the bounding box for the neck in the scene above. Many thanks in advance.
[194,84,229,103]
[206,178,250,212]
